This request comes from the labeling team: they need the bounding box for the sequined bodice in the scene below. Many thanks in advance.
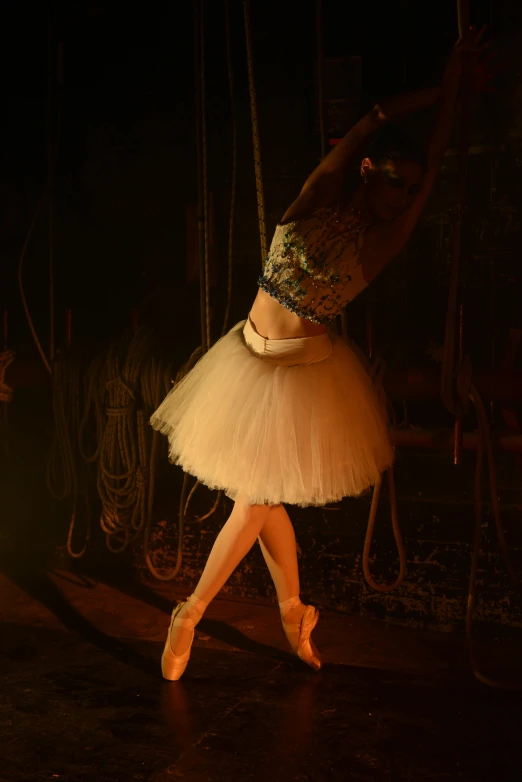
[257,202,370,326]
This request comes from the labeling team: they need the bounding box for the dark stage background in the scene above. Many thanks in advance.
[1,0,522,631]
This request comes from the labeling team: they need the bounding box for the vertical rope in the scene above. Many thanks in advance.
[441,0,473,422]
[243,0,267,262]
[47,0,55,363]
[194,0,207,355]
[200,1,211,352]
[221,0,238,338]
[316,0,326,160]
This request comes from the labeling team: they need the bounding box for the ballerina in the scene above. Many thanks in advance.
[151,27,487,680]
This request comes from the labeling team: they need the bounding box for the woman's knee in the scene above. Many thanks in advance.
[234,494,274,524]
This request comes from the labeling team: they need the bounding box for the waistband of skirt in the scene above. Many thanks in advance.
[243,314,333,365]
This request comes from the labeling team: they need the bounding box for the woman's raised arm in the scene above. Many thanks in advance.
[280,87,442,225]
[359,28,487,283]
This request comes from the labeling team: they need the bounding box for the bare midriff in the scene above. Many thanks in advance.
[248,287,328,340]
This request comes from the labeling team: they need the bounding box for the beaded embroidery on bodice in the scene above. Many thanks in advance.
[257,202,370,326]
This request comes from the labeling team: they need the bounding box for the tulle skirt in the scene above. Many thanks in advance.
[150,314,394,507]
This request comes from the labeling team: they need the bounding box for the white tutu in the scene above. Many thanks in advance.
[150,316,394,507]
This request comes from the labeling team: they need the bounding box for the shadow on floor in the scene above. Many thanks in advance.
[1,556,296,675]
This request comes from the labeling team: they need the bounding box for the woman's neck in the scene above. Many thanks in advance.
[341,184,373,222]
[348,184,367,211]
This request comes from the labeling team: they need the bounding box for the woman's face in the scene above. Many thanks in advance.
[360,157,425,221]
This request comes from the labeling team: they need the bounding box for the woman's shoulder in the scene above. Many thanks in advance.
[276,201,339,230]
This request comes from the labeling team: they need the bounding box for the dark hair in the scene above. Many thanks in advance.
[367,124,427,172]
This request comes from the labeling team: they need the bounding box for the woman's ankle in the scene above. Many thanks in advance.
[278,595,302,618]
[184,592,207,624]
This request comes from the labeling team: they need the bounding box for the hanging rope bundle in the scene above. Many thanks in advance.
[96,329,150,552]
[84,327,167,553]
[74,326,178,568]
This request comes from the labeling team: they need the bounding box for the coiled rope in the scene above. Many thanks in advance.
[72,326,179,574]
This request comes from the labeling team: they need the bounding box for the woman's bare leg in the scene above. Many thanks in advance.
[257,503,306,626]
[169,493,272,655]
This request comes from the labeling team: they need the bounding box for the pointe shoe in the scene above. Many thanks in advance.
[161,601,196,681]
[280,596,322,672]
